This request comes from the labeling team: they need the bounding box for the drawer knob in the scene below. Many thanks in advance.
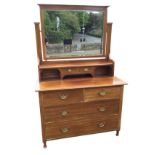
[84,68,89,72]
[61,127,69,133]
[98,91,106,96]
[68,69,72,72]
[59,94,68,100]
[98,123,105,128]
[99,107,106,112]
[61,111,68,116]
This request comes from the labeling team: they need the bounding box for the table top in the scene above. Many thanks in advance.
[36,76,127,92]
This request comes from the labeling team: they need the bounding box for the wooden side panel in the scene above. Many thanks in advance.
[38,93,46,145]
[117,86,124,131]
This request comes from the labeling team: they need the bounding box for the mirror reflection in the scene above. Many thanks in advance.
[43,10,104,58]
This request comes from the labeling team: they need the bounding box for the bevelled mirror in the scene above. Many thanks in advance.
[40,5,107,60]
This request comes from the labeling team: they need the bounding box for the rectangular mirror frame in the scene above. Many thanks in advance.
[39,4,108,61]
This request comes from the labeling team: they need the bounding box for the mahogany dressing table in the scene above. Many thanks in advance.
[35,4,126,147]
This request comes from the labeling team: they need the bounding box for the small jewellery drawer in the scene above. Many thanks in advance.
[45,117,119,139]
[59,67,94,77]
[44,100,119,123]
[42,89,83,106]
[84,86,121,102]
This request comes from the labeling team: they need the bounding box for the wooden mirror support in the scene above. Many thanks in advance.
[35,4,127,148]
[105,23,112,60]
[34,22,42,64]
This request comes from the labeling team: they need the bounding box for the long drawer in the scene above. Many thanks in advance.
[45,116,119,140]
[84,86,121,102]
[42,89,83,106]
[44,100,119,123]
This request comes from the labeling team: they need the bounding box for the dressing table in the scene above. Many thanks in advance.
[35,4,126,148]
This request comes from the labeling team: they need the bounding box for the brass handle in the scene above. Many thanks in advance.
[98,123,105,128]
[99,107,106,112]
[84,68,89,72]
[59,94,68,100]
[98,90,106,96]
[61,127,69,133]
[61,111,68,116]
[68,69,72,72]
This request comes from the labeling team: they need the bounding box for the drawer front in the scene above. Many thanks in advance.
[45,117,119,139]
[44,100,119,123]
[60,68,79,75]
[42,89,83,106]
[60,67,94,78]
[84,86,121,102]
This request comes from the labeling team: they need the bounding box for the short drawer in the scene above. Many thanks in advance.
[60,67,94,78]
[42,89,83,106]
[84,86,121,102]
[44,100,119,123]
[45,117,119,140]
